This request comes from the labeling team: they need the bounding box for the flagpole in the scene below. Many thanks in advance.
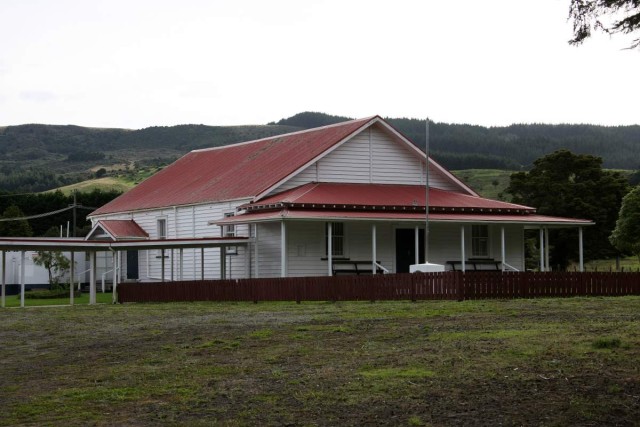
[410,117,444,273]
[425,118,430,263]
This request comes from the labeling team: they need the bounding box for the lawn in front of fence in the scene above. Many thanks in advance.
[1,297,638,426]
[2,291,113,307]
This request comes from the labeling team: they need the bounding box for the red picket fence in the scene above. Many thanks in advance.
[116,271,640,303]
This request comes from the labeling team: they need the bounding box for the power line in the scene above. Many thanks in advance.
[0,206,74,222]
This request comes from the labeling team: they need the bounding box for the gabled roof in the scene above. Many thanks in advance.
[243,182,534,214]
[86,220,149,241]
[91,116,379,216]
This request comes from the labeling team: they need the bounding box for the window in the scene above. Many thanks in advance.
[471,225,489,258]
[223,212,237,255]
[157,218,167,240]
[325,222,345,257]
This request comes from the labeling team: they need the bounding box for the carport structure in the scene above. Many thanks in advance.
[0,236,250,307]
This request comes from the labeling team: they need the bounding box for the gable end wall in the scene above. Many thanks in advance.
[270,127,461,194]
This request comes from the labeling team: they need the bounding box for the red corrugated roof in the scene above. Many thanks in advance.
[215,209,593,226]
[246,182,534,212]
[98,220,149,239]
[91,117,378,216]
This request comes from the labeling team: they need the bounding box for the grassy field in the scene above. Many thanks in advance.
[2,291,113,307]
[1,297,638,426]
[577,255,640,272]
[48,177,133,195]
[451,169,514,200]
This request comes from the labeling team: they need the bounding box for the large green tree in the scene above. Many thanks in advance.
[0,205,33,237]
[506,150,629,268]
[569,0,640,49]
[609,185,640,261]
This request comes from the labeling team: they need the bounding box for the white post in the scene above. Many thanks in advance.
[112,251,118,304]
[372,224,377,274]
[539,228,544,272]
[281,221,287,278]
[179,248,184,280]
[201,248,204,280]
[220,247,226,280]
[544,228,550,271]
[112,251,117,290]
[578,226,584,272]
[327,222,333,277]
[414,226,420,265]
[460,226,466,273]
[70,251,75,306]
[170,249,174,281]
[20,251,25,308]
[254,224,260,279]
[161,249,165,282]
[245,241,250,279]
[1,251,5,308]
[89,251,96,305]
[501,226,506,272]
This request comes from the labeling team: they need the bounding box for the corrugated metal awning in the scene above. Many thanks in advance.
[212,209,593,227]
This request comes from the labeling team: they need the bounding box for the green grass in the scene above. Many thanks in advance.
[2,291,113,307]
[0,297,638,426]
[47,177,133,195]
[451,169,514,200]
[575,255,640,272]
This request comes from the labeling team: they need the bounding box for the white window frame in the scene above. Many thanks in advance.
[155,217,168,258]
[471,224,490,258]
[157,217,167,240]
[223,212,237,255]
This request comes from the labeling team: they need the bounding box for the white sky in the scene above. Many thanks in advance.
[1,0,638,129]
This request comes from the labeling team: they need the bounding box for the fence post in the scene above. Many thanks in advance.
[411,274,417,302]
[456,271,464,301]
[252,277,258,304]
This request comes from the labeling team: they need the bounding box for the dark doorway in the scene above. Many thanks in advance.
[126,250,139,280]
[395,228,425,273]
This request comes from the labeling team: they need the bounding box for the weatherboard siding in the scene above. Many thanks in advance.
[269,127,461,196]
[317,131,372,183]
[91,199,252,281]
[286,222,326,277]
[255,222,282,278]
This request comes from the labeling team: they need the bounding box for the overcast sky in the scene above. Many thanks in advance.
[1,0,638,129]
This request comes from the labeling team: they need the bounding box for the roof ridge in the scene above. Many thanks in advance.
[191,115,379,153]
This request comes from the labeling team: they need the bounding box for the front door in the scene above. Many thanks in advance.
[395,229,425,273]
[126,250,139,280]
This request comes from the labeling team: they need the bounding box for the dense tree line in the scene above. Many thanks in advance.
[1,112,639,193]
[0,189,122,237]
[0,169,87,193]
[66,151,105,162]
[274,113,640,170]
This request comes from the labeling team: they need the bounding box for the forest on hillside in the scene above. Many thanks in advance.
[273,113,640,171]
[0,112,639,192]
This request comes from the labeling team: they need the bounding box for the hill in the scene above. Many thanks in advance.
[271,113,640,172]
[1,112,639,192]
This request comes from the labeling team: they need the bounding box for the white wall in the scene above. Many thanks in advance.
[0,250,88,286]
[271,125,462,195]
[91,198,252,282]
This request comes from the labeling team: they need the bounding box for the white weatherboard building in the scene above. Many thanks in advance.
[87,116,591,282]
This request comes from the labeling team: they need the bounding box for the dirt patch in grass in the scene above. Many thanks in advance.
[1,297,639,426]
